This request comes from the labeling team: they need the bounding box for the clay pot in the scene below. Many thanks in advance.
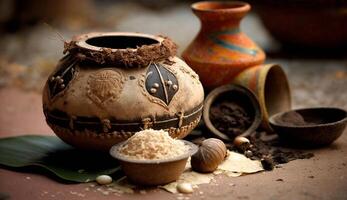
[203,84,262,141]
[252,1,347,49]
[233,64,291,131]
[42,32,204,151]
[182,1,265,90]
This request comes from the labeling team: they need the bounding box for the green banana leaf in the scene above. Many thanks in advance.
[0,135,122,183]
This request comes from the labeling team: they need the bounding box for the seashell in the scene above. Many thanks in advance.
[191,138,227,173]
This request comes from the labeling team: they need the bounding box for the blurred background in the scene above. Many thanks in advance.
[0,0,346,125]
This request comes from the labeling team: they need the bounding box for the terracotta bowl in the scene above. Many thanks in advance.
[203,84,262,141]
[252,1,347,49]
[269,107,347,147]
[109,140,198,185]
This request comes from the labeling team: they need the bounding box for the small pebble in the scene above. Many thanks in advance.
[261,156,274,171]
[244,150,253,158]
[177,183,194,194]
[96,175,113,185]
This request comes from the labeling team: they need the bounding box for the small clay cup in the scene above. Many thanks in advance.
[233,64,291,132]
[269,107,347,147]
[203,84,262,141]
[109,140,198,186]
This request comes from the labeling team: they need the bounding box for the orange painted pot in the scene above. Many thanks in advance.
[233,64,291,131]
[182,1,265,91]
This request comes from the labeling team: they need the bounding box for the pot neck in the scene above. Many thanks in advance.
[192,1,250,32]
[198,19,241,33]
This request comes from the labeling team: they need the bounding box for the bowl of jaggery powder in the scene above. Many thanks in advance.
[110,129,198,185]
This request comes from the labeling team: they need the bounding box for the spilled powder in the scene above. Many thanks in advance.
[160,171,214,193]
[161,151,263,193]
[87,177,135,196]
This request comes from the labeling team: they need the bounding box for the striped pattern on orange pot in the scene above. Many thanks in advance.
[182,1,265,91]
[233,64,291,131]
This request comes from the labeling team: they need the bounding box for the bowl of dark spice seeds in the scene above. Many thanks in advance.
[269,107,347,147]
[203,84,262,141]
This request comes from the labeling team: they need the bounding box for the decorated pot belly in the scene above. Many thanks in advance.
[42,32,204,151]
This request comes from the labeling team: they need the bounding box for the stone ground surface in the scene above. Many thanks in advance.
[0,2,347,200]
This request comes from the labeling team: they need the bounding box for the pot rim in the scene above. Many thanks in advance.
[269,107,347,129]
[257,64,292,130]
[109,140,198,164]
[192,1,250,14]
[203,84,263,141]
[64,32,177,68]
[74,32,164,52]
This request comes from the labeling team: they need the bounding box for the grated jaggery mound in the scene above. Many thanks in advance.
[118,129,188,160]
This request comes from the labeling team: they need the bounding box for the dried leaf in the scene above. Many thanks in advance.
[218,151,263,173]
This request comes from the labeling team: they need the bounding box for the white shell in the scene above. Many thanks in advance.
[177,182,194,194]
[96,175,112,185]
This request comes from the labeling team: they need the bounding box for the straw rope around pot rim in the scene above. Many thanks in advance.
[63,32,178,68]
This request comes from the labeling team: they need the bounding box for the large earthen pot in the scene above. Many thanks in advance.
[251,0,347,49]
[42,32,204,151]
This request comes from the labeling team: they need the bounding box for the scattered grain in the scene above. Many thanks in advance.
[96,175,112,185]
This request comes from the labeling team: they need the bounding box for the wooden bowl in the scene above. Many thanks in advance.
[269,107,347,147]
[203,84,262,141]
[109,140,198,185]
